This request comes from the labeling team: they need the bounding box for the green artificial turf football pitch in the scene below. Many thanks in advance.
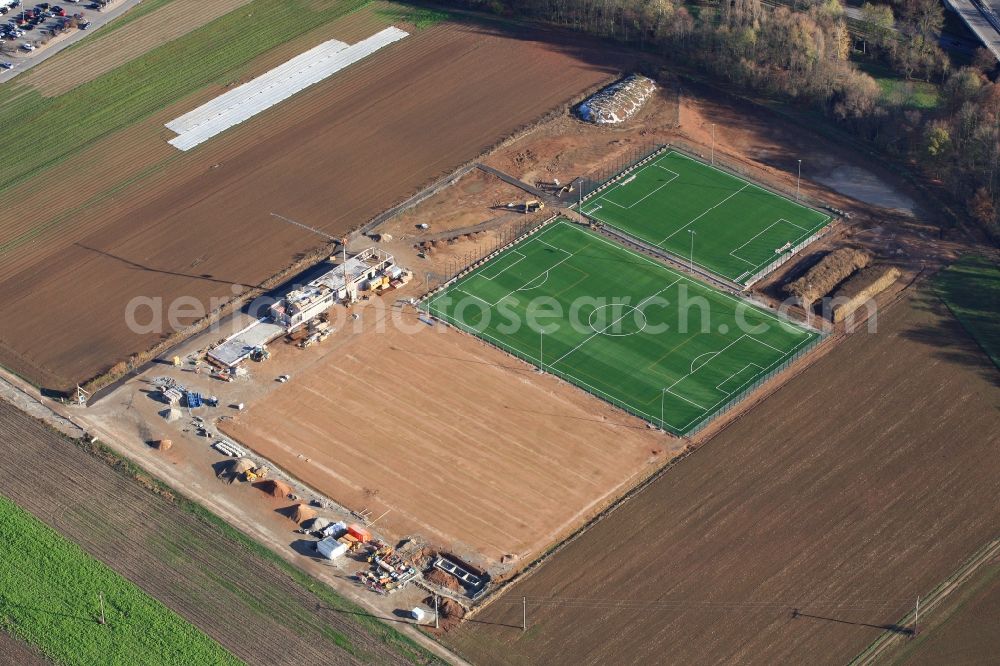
[578,150,831,285]
[423,220,820,435]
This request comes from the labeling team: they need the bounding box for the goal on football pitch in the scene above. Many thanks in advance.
[422,220,820,435]
[578,150,831,287]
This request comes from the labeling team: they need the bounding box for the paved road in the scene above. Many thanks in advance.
[0,0,143,85]
[843,4,982,56]
[942,0,1000,60]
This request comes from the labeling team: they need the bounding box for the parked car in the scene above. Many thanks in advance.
[0,62,14,70]
[20,41,34,50]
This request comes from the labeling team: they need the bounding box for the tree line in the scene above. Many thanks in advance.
[439,0,1000,241]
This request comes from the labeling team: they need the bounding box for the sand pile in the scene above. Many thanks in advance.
[256,479,292,498]
[290,503,317,524]
[577,75,657,125]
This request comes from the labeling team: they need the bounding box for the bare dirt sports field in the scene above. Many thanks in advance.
[0,400,440,665]
[0,12,622,391]
[443,290,1000,665]
[222,304,674,571]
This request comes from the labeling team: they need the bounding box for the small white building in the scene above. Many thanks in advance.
[316,536,348,560]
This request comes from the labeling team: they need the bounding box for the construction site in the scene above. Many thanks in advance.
[1,0,997,662]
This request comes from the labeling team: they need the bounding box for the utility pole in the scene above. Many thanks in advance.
[913,596,919,637]
[539,330,544,372]
[434,594,440,630]
[522,596,527,632]
[796,159,802,200]
[98,592,106,625]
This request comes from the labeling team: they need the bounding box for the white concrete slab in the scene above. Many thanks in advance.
[165,27,408,151]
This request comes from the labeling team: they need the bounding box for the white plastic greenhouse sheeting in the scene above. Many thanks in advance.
[166,26,409,151]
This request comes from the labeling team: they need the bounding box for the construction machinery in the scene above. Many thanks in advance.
[244,465,269,482]
[249,345,270,362]
[505,199,545,214]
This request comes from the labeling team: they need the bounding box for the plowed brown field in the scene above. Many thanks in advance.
[0,400,437,665]
[0,631,47,666]
[445,291,1000,665]
[0,19,620,391]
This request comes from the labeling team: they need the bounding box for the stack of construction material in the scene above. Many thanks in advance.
[831,265,901,323]
[784,248,873,309]
[577,75,657,124]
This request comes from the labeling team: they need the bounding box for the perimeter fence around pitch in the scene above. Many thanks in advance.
[681,331,825,437]
[418,218,828,437]
[420,212,559,304]
[573,139,838,289]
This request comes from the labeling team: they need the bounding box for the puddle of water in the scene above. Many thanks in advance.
[813,165,916,216]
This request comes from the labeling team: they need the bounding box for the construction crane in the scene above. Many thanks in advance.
[270,212,350,292]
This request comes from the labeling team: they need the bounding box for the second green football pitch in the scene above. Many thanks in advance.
[578,150,831,285]
[423,220,820,435]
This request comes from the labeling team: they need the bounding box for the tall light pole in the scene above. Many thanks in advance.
[661,388,666,431]
[688,229,696,273]
[711,123,716,165]
[539,329,544,372]
[796,159,802,200]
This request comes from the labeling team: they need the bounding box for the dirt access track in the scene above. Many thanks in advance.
[0,12,624,392]
[222,304,674,572]
[0,400,440,665]
[444,290,1000,665]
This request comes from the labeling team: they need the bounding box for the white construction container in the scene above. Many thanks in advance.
[316,536,348,560]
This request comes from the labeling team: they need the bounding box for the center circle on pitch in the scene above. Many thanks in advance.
[588,304,647,337]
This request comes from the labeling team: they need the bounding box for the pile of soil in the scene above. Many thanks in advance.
[425,567,463,593]
[577,75,657,125]
[232,458,254,475]
[425,596,466,631]
[785,248,872,308]
[255,479,292,498]
[290,503,317,524]
[153,439,172,451]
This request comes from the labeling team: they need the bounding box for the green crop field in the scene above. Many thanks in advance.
[423,220,820,435]
[935,254,1000,369]
[0,0,376,194]
[578,150,831,285]
[0,494,239,666]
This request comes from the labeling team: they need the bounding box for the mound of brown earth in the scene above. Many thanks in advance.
[425,567,463,593]
[256,479,291,498]
[289,503,317,524]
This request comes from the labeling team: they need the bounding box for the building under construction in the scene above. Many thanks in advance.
[207,248,405,368]
[270,247,398,329]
